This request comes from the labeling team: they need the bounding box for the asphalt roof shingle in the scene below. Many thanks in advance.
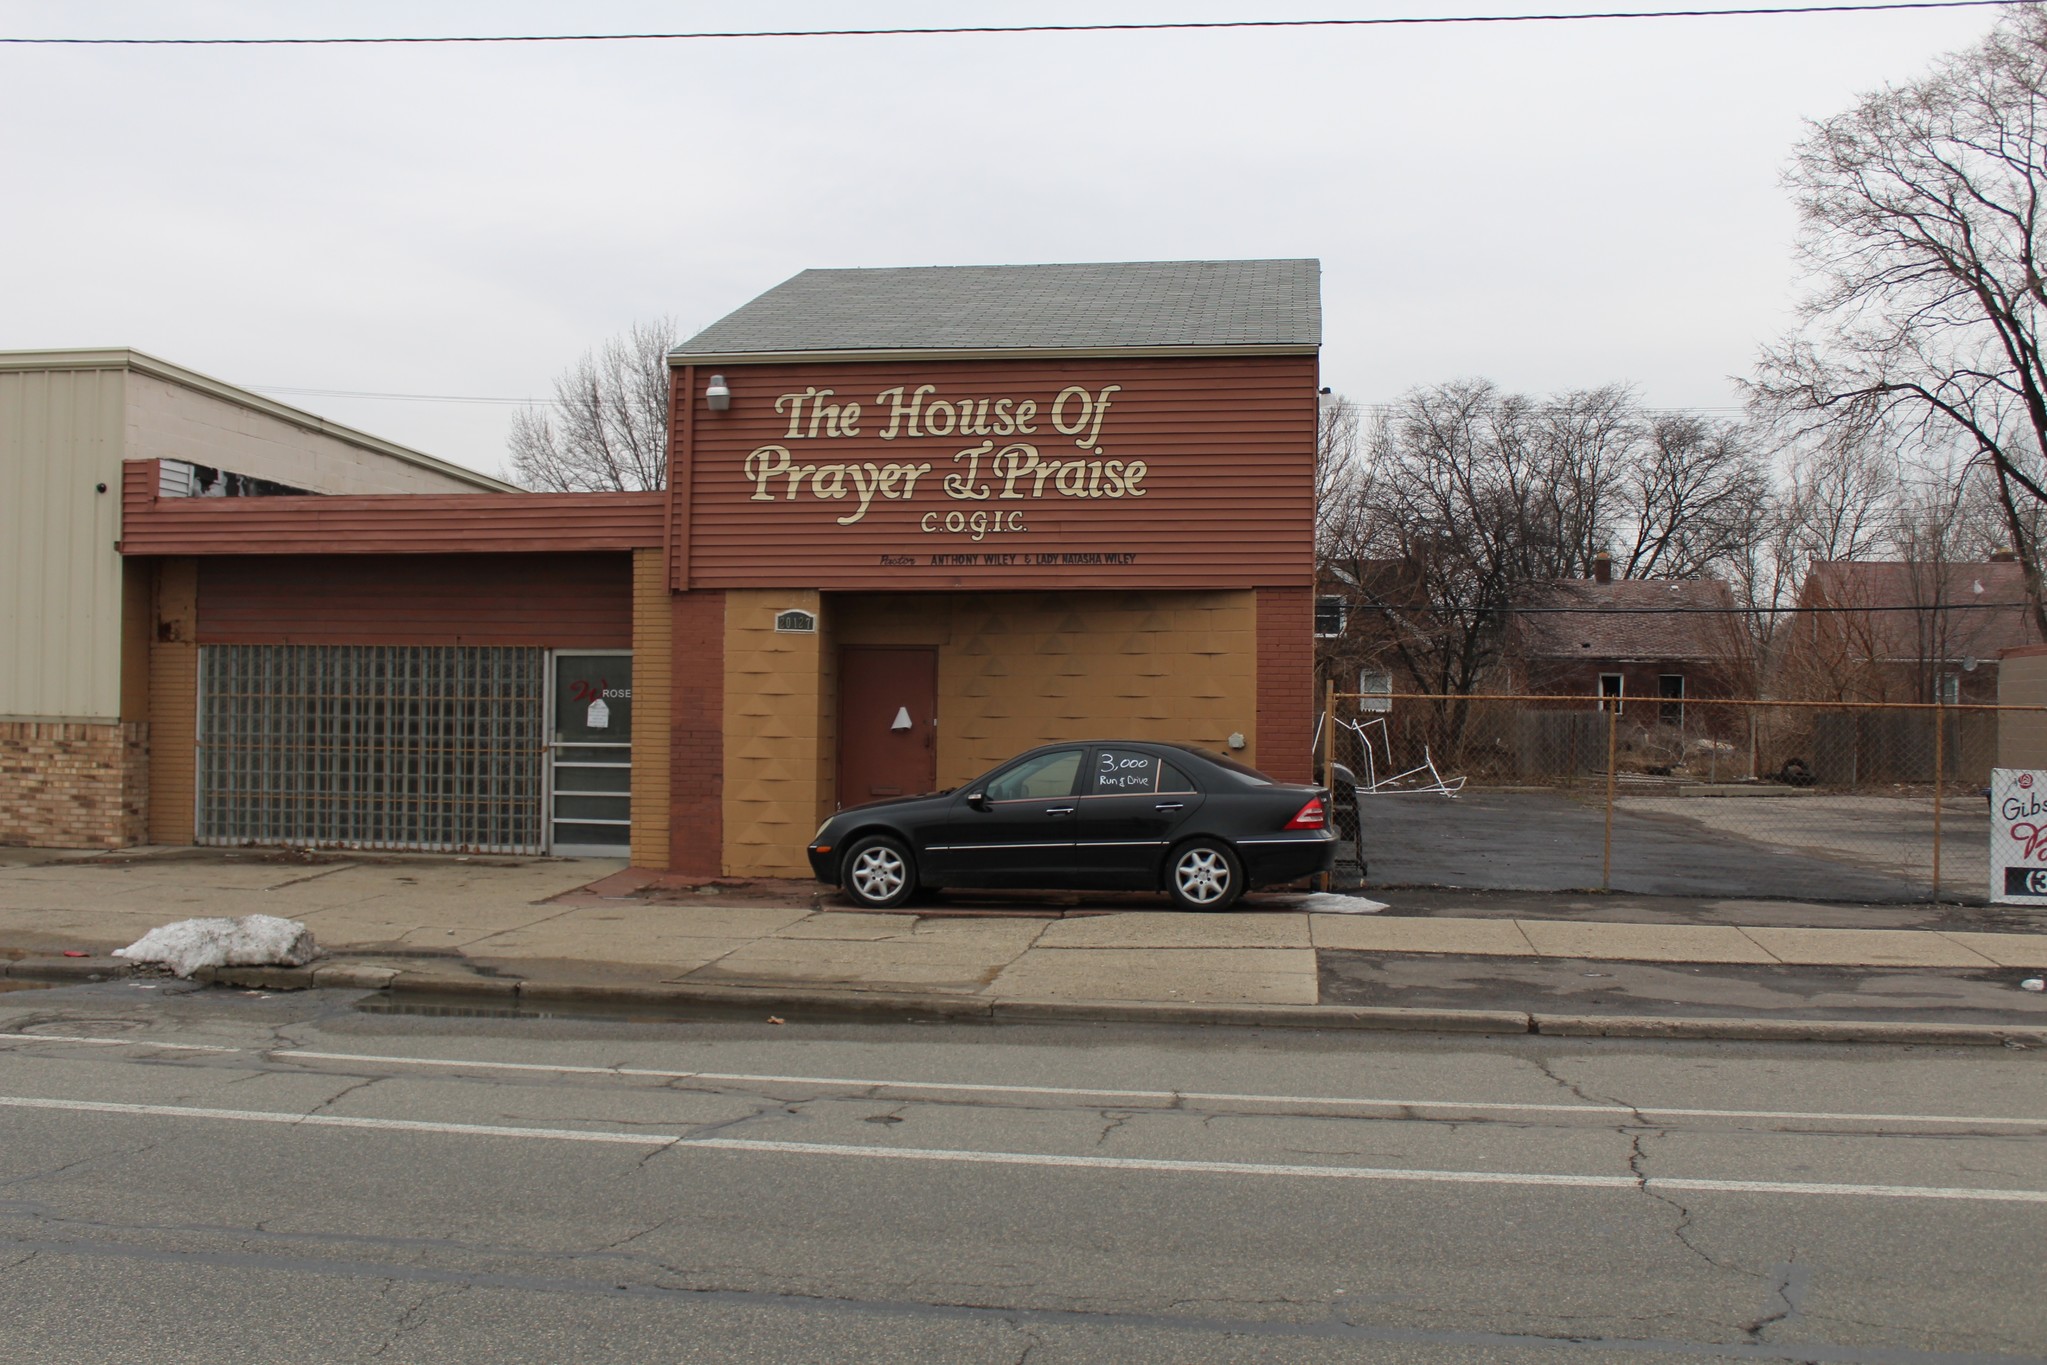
[670,259,1322,359]
[1799,561,2041,661]
[1518,578,1746,662]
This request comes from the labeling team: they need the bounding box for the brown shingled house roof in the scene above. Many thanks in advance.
[1517,577,1745,662]
[1796,560,2040,662]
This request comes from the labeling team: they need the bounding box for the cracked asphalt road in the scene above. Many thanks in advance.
[0,978,2043,1363]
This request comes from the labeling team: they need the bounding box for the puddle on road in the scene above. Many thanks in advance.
[0,981,54,994]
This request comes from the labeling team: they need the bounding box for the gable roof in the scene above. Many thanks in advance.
[1517,577,1745,662]
[1796,560,2040,661]
[670,259,1322,363]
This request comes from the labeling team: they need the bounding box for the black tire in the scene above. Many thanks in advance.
[1165,839,1243,912]
[841,834,916,909]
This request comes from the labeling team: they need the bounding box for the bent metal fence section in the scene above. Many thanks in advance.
[1315,691,2046,903]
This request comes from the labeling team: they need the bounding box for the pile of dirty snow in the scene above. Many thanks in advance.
[113,914,319,978]
[1294,893,1389,915]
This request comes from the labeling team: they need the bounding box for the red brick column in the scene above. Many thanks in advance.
[669,589,725,875]
[1255,586,1315,783]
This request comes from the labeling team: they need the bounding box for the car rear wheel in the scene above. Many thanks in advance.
[1166,839,1242,912]
[842,835,916,909]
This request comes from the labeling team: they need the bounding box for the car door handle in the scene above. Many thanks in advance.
[1154,802,1185,812]
[1046,806,1075,816]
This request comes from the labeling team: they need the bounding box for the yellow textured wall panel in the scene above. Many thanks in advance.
[834,589,1259,789]
[629,549,673,870]
[722,588,828,877]
[147,559,198,844]
[713,588,1260,879]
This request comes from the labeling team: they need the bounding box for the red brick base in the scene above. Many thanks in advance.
[0,721,149,848]
[1256,587,1315,783]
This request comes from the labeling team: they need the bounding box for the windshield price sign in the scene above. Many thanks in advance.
[1990,768,2047,903]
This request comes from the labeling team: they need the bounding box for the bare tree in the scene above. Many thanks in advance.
[1319,380,1772,706]
[1751,7,2047,636]
[1614,412,1772,580]
[508,317,681,492]
[1733,426,1903,654]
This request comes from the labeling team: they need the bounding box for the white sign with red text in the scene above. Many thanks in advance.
[1991,768,2047,904]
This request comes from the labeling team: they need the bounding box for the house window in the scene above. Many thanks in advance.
[1658,674,1684,727]
[1939,674,1961,704]
[1599,673,1623,712]
[1314,595,1347,638]
[1359,669,1392,713]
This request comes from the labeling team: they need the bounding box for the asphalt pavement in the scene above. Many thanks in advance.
[1358,790,1935,901]
[2,980,2044,1363]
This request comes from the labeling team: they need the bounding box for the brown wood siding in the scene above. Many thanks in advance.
[671,355,1316,591]
[120,460,663,556]
[196,554,632,647]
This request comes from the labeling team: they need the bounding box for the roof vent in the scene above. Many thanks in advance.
[774,609,817,634]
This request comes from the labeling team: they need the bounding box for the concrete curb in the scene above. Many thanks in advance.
[5,955,2043,1047]
[1529,1012,2047,1046]
[1,956,133,984]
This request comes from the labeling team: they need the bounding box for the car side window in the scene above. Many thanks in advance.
[984,749,1083,801]
[1157,762,1197,794]
[1090,748,1163,795]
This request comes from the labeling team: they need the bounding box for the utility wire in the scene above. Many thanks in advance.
[1,1,2030,47]
[253,386,555,407]
[1358,600,2036,614]
[255,384,1745,415]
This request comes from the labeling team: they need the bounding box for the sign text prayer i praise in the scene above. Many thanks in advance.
[742,383,1146,537]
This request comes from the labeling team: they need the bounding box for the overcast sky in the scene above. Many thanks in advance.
[0,0,2000,477]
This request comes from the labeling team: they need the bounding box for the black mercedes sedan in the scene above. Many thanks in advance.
[806,741,1335,911]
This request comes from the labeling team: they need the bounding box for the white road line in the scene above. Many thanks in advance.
[2,1093,2043,1204]
[271,1049,2047,1130]
[0,1033,238,1053]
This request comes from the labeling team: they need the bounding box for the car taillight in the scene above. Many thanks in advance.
[1284,797,1326,830]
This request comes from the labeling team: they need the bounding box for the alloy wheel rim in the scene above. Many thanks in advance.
[1175,849,1229,904]
[852,847,906,901]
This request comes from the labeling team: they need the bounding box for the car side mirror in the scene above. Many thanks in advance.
[965,791,988,810]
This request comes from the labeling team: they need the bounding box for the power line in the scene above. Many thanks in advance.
[252,384,1744,415]
[1,1,2029,47]
[252,385,555,407]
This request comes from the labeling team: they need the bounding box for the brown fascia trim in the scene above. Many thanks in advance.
[118,480,667,557]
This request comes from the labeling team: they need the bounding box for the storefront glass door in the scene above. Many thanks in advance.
[550,651,632,857]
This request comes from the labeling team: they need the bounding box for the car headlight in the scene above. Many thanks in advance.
[811,819,833,844]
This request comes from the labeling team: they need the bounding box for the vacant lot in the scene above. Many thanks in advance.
[1358,788,1980,902]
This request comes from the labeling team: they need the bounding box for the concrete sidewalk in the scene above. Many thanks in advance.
[3,847,2046,1044]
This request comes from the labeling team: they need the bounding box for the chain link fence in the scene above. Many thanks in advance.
[1316,691,2034,903]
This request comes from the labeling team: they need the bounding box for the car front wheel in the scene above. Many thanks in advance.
[1166,839,1242,912]
[842,835,916,909]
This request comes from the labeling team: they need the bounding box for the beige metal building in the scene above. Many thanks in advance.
[0,348,514,848]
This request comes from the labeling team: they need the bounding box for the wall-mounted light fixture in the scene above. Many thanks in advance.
[705,374,731,411]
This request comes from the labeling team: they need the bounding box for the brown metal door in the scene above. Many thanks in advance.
[837,646,938,807]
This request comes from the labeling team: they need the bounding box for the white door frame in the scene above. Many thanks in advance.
[547,648,634,858]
